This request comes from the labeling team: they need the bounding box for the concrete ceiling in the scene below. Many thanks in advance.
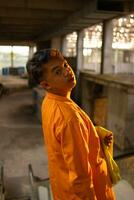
[0,0,133,44]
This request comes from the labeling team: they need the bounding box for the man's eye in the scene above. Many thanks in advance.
[64,63,68,68]
[55,69,62,75]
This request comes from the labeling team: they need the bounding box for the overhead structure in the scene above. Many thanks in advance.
[0,0,133,44]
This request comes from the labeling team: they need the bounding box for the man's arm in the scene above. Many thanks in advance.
[59,117,97,200]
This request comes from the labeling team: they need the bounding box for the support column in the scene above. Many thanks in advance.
[28,46,35,59]
[101,20,113,74]
[76,30,84,74]
[11,46,14,68]
[75,30,84,105]
[51,37,62,51]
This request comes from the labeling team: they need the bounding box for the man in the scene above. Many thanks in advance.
[27,49,115,200]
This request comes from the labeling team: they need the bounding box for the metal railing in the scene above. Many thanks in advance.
[28,164,53,200]
[0,150,133,200]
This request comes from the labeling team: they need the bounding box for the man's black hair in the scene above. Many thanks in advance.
[26,49,51,85]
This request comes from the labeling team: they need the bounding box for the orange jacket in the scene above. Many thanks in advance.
[41,93,115,200]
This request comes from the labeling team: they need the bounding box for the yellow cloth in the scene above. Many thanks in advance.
[95,126,121,185]
[42,93,115,200]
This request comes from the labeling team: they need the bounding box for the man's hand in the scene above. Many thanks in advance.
[103,134,113,147]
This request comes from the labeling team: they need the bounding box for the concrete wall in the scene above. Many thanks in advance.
[126,93,134,148]
[80,79,94,119]
[107,87,134,150]
[114,63,134,74]
[107,87,127,149]
[51,37,62,51]
[80,74,134,150]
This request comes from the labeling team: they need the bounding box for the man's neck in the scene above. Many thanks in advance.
[48,90,71,99]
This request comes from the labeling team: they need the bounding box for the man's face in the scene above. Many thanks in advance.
[41,56,76,95]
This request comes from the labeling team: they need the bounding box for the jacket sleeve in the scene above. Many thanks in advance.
[59,117,97,200]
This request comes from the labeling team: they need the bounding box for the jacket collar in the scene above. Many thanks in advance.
[46,92,72,102]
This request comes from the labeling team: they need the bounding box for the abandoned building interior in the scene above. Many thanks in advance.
[0,0,134,200]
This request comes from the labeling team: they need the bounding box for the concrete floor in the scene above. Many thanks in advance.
[0,88,48,199]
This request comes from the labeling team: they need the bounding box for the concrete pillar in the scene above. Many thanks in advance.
[28,46,35,59]
[11,46,14,68]
[75,30,84,106]
[61,35,66,55]
[76,30,84,74]
[51,37,62,51]
[101,20,113,74]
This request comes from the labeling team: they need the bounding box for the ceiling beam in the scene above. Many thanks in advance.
[0,8,71,19]
[36,0,134,41]
[0,0,133,43]
[0,0,85,10]
[0,17,62,26]
[35,0,120,41]
[0,35,31,40]
[0,40,35,46]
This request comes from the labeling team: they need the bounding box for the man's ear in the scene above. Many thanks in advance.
[40,81,51,90]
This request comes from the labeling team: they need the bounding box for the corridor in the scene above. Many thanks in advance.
[0,86,48,198]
